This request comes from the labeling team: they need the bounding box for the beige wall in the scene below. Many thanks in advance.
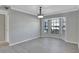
[0,14,5,41]
[9,10,40,44]
[77,10,79,48]
[41,11,78,44]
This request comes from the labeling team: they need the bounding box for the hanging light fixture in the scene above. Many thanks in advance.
[38,7,44,18]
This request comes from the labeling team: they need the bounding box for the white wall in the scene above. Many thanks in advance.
[9,10,40,45]
[64,11,78,44]
[42,11,78,44]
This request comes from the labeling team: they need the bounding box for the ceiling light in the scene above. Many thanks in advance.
[37,7,44,18]
[38,15,44,18]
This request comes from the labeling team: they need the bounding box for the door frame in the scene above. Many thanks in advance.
[0,10,9,42]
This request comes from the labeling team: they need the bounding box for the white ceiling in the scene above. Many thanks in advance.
[10,5,79,16]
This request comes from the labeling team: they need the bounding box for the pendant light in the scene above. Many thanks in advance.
[38,7,44,18]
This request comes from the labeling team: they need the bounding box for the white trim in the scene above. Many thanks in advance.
[78,44,79,49]
[11,7,35,16]
[46,8,79,16]
[0,10,9,42]
[11,6,79,16]
[9,35,40,46]
[64,39,77,45]
[5,12,9,42]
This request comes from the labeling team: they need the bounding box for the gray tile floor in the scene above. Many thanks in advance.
[0,37,78,53]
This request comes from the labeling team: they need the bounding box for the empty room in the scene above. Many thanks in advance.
[0,5,79,53]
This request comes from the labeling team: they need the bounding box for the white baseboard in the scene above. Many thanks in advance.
[9,35,78,47]
[78,44,79,48]
[64,39,78,45]
[9,35,40,46]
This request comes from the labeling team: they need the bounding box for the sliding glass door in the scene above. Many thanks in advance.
[41,17,66,38]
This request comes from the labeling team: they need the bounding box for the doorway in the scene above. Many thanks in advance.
[0,14,5,41]
[0,10,9,47]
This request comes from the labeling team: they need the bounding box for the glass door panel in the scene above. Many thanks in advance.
[43,20,48,33]
[51,18,60,34]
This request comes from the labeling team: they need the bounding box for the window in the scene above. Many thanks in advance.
[44,20,48,32]
[43,17,66,34]
[62,17,66,32]
[51,18,60,34]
